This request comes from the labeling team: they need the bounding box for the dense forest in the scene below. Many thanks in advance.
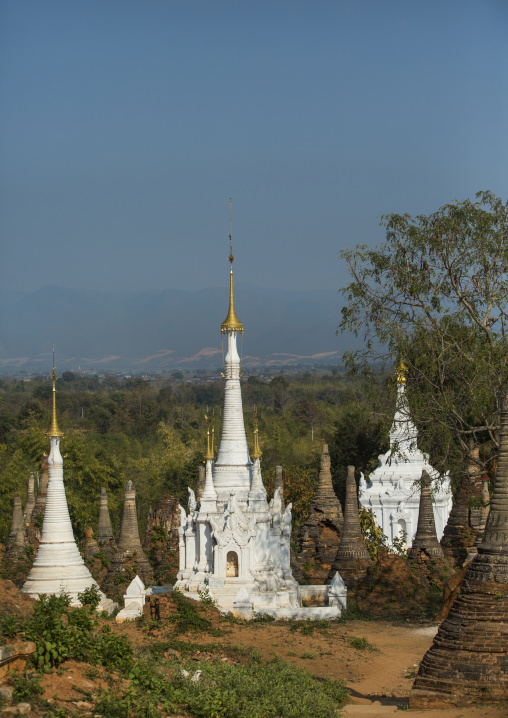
[0,368,399,545]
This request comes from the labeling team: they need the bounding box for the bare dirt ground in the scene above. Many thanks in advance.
[124,614,507,718]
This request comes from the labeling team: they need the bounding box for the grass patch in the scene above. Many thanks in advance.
[348,635,376,651]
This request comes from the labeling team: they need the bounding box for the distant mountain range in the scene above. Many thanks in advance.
[0,285,357,372]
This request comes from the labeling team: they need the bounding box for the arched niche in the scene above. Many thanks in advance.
[226,551,239,577]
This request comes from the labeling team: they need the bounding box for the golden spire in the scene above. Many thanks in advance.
[221,198,243,335]
[205,408,215,460]
[395,357,408,385]
[251,406,262,460]
[48,344,63,438]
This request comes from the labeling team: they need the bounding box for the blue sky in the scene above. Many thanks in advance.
[1,0,507,294]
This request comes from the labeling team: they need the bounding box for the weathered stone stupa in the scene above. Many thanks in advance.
[465,477,491,563]
[97,487,114,545]
[144,493,180,585]
[196,465,206,502]
[24,474,36,524]
[293,445,343,583]
[273,465,285,511]
[410,394,508,708]
[5,495,26,558]
[408,470,445,562]
[22,352,115,612]
[360,360,452,547]
[329,465,371,587]
[175,230,343,619]
[107,481,153,585]
[440,447,486,564]
[26,455,49,546]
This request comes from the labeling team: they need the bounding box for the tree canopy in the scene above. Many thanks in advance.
[339,191,508,475]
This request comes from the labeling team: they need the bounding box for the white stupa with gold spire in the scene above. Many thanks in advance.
[175,215,345,618]
[22,349,116,612]
[359,359,453,547]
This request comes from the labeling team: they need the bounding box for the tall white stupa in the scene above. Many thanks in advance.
[22,349,115,612]
[359,359,453,547]
[175,227,344,618]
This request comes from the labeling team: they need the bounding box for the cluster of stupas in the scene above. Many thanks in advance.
[359,359,453,548]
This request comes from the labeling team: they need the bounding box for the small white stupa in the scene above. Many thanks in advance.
[22,349,115,612]
[175,226,343,619]
[359,359,452,547]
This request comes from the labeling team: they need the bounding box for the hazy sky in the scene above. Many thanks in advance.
[1,0,507,295]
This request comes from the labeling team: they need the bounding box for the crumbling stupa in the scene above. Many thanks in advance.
[441,446,486,564]
[5,494,26,559]
[273,465,285,511]
[97,487,114,545]
[408,470,445,562]
[23,474,36,524]
[410,394,508,708]
[293,444,343,583]
[328,465,371,587]
[106,481,153,585]
[22,352,115,612]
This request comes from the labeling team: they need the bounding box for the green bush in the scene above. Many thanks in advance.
[11,672,43,702]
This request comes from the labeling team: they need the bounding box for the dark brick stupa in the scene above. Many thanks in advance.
[97,488,114,545]
[410,397,508,708]
[5,494,26,559]
[104,481,153,587]
[328,465,371,588]
[408,470,445,562]
[440,447,485,564]
[292,444,343,583]
[273,465,285,511]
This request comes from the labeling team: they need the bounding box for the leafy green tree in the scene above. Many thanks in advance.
[339,191,508,477]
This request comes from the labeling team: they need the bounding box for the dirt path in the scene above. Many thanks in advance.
[341,622,506,718]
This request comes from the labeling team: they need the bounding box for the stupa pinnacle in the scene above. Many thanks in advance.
[22,350,115,611]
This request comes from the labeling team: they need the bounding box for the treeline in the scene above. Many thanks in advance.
[0,369,399,545]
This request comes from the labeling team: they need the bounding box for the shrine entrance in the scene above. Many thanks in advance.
[226,551,239,577]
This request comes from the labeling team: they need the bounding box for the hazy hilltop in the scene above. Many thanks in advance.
[0,285,351,371]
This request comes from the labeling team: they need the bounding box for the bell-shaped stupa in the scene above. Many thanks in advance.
[22,349,115,612]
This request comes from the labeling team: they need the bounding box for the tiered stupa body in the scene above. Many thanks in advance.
[22,357,115,612]
[359,361,452,547]
[175,246,300,614]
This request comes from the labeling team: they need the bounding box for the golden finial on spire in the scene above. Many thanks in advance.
[49,344,63,437]
[221,198,244,334]
[204,408,214,460]
[395,357,408,385]
[251,405,262,460]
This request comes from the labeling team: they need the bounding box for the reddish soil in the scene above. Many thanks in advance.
[0,578,505,717]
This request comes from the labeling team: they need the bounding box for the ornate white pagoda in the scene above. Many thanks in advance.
[22,351,115,612]
[175,234,345,619]
[359,360,452,548]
